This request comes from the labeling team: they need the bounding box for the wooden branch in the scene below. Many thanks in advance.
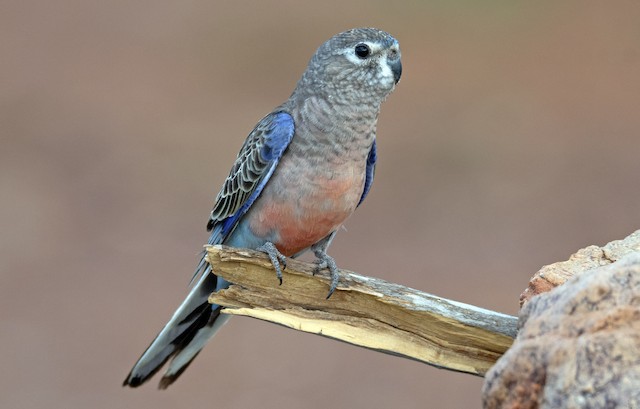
[206,245,517,377]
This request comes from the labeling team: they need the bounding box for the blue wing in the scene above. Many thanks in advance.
[208,111,294,241]
[358,139,377,206]
[191,110,294,281]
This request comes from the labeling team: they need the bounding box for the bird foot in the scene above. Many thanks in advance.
[257,242,287,285]
[313,249,339,299]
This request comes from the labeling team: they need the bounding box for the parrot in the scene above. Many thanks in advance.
[123,27,401,389]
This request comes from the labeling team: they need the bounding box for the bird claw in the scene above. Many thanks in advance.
[313,250,340,299]
[257,242,287,285]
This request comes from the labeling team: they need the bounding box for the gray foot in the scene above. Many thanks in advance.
[257,241,287,285]
[313,249,339,299]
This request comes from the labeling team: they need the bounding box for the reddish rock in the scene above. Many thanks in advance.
[520,230,640,306]
[483,254,640,409]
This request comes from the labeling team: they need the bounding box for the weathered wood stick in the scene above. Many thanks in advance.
[206,245,517,377]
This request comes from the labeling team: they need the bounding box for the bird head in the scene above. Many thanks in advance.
[294,28,402,105]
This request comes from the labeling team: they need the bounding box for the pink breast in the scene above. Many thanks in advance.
[248,174,363,256]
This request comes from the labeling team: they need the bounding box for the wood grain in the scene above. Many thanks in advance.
[206,245,517,376]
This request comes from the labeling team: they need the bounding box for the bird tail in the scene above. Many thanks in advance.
[123,264,231,389]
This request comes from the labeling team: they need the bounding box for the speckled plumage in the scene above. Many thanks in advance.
[124,27,401,389]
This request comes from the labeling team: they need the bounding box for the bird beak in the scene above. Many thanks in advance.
[390,59,402,84]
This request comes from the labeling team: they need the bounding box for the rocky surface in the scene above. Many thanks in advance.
[483,253,640,409]
[520,230,640,306]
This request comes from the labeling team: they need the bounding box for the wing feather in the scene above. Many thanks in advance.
[206,111,295,238]
[358,138,377,206]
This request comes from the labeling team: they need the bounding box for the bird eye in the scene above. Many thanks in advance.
[354,43,371,59]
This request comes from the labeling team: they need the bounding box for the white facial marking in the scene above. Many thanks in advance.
[339,40,397,90]
[342,41,378,65]
[378,54,394,83]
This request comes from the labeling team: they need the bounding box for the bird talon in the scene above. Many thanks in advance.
[257,242,287,285]
[313,260,327,276]
[313,249,340,298]
[279,256,287,270]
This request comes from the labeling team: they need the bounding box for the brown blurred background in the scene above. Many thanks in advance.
[2,1,640,408]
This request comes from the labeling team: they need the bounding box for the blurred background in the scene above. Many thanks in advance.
[2,1,640,408]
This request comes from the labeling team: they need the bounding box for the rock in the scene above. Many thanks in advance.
[520,230,640,306]
[483,254,640,409]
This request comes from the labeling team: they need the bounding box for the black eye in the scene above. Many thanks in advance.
[354,43,370,59]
